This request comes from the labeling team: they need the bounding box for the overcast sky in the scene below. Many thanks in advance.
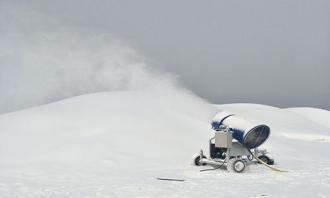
[4,0,330,109]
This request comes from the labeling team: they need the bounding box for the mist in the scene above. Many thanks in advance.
[0,3,213,115]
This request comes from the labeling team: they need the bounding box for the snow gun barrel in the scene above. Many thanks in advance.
[211,111,270,149]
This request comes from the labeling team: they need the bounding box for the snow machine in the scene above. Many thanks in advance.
[194,112,274,173]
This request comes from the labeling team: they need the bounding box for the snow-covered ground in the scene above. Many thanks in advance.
[0,92,329,197]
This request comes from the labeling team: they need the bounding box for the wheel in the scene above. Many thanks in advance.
[193,155,207,166]
[258,155,270,165]
[227,158,246,173]
[233,160,246,173]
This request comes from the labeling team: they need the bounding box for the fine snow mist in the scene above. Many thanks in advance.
[0,3,214,117]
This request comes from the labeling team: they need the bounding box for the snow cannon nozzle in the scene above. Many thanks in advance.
[211,111,270,149]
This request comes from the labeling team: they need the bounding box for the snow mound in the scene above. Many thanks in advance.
[0,91,214,168]
[0,98,329,197]
[286,107,330,129]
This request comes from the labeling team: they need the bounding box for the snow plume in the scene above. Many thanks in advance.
[0,3,214,117]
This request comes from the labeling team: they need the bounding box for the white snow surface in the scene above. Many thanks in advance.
[0,94,329,197]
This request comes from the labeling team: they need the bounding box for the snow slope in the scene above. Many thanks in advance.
[0,94,329,197]
[286,107,330,129]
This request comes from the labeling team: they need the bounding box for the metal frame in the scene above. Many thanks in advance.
[195,127,274,172]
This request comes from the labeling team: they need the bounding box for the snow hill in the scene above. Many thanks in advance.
[0,92,329,197]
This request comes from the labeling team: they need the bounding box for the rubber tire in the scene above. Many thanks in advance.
[227,158,246,173]
[194,155,207,166]
[258,155,270,165]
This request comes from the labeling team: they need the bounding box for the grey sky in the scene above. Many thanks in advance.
[4,0,330,110]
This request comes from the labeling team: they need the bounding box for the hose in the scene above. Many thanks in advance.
[247,149,288,172]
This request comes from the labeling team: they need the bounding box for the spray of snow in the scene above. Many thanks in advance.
[0,3,214,119]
